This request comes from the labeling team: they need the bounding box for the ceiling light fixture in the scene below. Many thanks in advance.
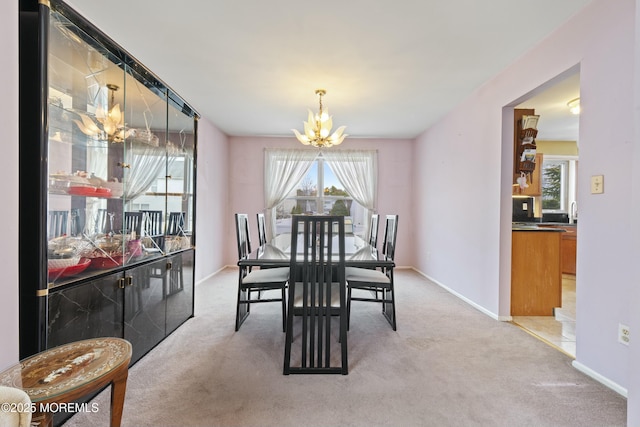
[292,89,347,148]
[567,97,581,115]
[74,83,124,142]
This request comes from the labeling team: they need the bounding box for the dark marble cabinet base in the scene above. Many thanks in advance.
[48,273,123,347]
[47,249,195,365]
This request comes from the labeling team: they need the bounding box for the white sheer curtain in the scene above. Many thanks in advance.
[124,142,179,201]
[323,149,378,233]
[264,148,319,240]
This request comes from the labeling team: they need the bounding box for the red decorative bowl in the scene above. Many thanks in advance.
[95,187,112,197]
[90,256,124,269]
[67,185,97,196]
[48,257,91,279]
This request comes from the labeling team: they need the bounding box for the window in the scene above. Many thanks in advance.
[541,156,578,213]
[275,157,366,236]
[265,149,377,240]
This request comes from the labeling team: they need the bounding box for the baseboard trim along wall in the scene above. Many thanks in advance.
[572,360,627,397]
[412,268,501,321]
[411,268,627,398]
[196,266,229,286]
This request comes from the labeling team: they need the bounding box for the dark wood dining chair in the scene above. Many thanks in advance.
[235,213,289,331]
[368,213,379,248]
[284,215,348,375]
[347,214,398,330]
[256,212,267,246]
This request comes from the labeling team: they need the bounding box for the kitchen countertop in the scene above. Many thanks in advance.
[512,223,567,231]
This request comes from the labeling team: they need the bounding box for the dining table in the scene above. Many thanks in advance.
[237,234,395,270]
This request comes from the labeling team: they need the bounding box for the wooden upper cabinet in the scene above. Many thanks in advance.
[513,109,542,196]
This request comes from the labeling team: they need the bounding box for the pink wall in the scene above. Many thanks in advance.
[0,0,19,371]
[630,2,640,424]
[413,0,637,415]
[194,118,230,282]
[227,136,414,267]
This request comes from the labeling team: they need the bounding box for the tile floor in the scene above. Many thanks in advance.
[511,274,576,358]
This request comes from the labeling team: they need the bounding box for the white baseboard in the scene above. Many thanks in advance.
[572,360,628,397]
[410,268,627,398]
[411,267,501,321]
[195,266,229,286]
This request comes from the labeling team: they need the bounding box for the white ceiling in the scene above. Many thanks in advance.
[517,71,580,141]
[65,0,589,140]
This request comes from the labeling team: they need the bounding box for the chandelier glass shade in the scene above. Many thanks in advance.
[292,89,347,148]
[73,84,125,142]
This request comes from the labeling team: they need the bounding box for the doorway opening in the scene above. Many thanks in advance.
[506,65,580,357]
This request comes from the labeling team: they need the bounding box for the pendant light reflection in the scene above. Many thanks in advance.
[73,84,125,142]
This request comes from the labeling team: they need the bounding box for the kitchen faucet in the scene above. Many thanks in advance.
[570,201,578,223]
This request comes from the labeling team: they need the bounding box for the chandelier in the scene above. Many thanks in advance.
[292,89,347,148]
[73,84,124,142]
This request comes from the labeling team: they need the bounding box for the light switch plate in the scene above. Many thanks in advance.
[591,175,604,194]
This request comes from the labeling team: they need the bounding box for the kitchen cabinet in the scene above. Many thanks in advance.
[511,229,563,315]
[561,231,577,275]
[538,224,577,275]
[19,0,198,360]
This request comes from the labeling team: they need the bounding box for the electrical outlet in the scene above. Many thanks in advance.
[618,323,630,345]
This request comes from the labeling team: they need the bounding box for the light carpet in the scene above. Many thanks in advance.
[62,268,626,427]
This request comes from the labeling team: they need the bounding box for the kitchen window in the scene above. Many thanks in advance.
[541,156,578,214]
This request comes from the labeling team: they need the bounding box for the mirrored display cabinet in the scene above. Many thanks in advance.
[19,0,199,367]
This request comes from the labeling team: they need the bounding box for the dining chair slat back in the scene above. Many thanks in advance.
[368,213,380,248]
[166,212,186,236]
[284,215,348,375]
[346,214,398,330]
[382,214,398,260]
[236,213,251,258]
[256,213,267,246]
[124,212,143,237]
[234,213,289,331]
[140,210,163,237]
[140,210,164,249]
